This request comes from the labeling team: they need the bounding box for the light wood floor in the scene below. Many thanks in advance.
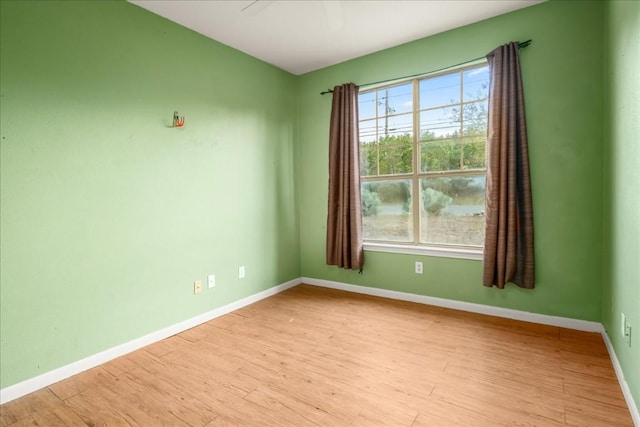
[1,284,634,426]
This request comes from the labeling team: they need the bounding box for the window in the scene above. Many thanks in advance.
[359,63,489,254]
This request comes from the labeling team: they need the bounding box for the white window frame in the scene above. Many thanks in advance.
[359,62,488,260]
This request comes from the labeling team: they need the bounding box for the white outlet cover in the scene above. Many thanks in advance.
[239,266,245,279]
[621,313,627,337]
[208,274,215,288]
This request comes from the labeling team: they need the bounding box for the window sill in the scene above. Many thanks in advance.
[363,242,483,261]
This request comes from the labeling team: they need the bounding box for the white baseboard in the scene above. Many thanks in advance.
[602,332,640,426]
[303,277,639,425]
[302,277,603,332]
[0,278,301,405]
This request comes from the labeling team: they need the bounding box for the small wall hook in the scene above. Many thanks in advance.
[173,111,185,128]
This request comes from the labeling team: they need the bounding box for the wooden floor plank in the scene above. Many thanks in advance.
[564,395,635,426]
[412,398,514,427]
[1,284,634,426]
[431,378,567,426]
[560,349,618,380]
[2,418,38,427]
[562,369,629,408]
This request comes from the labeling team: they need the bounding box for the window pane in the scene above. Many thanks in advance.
[359,118,377,143]
[362,180,413,242]
[360,146,377,176]
[462,137,486,169]
[383,113,413,140]
[377,133,413,175]
[462,100,488,137]
[358,119,378,145]
[463,66,489,102]
[359,91,376,120]
[420,140,461,172]
[419,108,459,141]
[377,83,412,117]
[419,176,485,246]
[420,73,460,109]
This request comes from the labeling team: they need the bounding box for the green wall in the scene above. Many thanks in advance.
[297,1,605,321]
[603,0,640,411]
[0,1,300,389]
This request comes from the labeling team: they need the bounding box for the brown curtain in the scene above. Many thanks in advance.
[326,83,364,270]
[483,42,535,289]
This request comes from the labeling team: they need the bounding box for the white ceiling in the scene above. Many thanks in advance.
[129,0,545,75]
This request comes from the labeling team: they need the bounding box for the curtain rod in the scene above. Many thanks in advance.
[320,39,532,95]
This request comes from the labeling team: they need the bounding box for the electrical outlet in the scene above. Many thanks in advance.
[207,274,215,288]
[415,261,423,274]
[194,280,202,294]
[621,313,627,338]
[239,266,245,279]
